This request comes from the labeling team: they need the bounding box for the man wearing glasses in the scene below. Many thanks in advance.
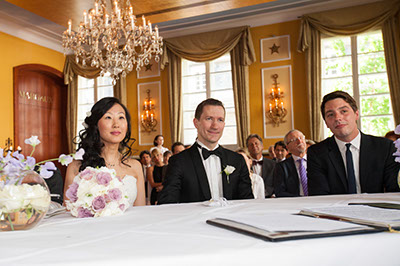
[273,129,308,197]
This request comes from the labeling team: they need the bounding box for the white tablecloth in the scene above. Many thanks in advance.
[2,193,400,266]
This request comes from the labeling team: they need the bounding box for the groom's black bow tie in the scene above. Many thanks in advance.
[198,145,223,160]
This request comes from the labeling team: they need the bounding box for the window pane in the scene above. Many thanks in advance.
[183,128,197,145]
[210,90,234,108]
[359,73,389,95]
[97,74,113,86]
[358,52,386,75]
[183,111,195,129]
[182,61,205,76]
[321,37,351,58]
[210,71,232,91]
[322,56,352,78]
[210,54,231,72]
[183,92,206,111]
[182,74,206,93]
[322,77,353,96]
[357,31,384,54]
[225,107,236,126]
[361,116,394,137]
[78,88,94,104]
[98,85,114,99]
[78,76,94,88]
[360,95,392,116]
[220,126,237,145]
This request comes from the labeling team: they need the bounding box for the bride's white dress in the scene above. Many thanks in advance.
[122,175,137,206]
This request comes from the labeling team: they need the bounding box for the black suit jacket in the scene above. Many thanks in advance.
[307,133,400,195]
[273,156,301,197]
[260,158,276,197]
[158,144,254,204]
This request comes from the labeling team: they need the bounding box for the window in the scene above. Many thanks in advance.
[181,53,237,147]
[77,74,114,136]
[321,30,394,137]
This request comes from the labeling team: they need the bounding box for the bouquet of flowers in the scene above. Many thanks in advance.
[65,166,135,218]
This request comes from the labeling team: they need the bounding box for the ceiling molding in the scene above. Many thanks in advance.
[0,0,380,51]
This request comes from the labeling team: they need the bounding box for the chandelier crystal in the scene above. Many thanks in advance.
[62,0,163,82]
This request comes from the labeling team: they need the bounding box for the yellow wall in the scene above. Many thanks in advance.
[249,20,309,149]
[0,32,65,145]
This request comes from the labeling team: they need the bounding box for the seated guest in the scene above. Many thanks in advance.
[237,148,265,199]
[273,130,308,197]
[150,135,169,154]
[305,139,316,149]
[246,134,276,197]
[268,145,276,160]
[139,150,152,203]
[147,148,167,205]
[308,90,400,195]
[171,142,185,155]
[385,131,400,142]
[163,150,172,165]
[158,98,253,204]
[274,141,288,162]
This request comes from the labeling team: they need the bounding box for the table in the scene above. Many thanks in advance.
[2,193,400,266]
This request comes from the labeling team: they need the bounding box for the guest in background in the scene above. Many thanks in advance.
[65,97,145,206]
[385,131,400,142]
[308,90,400,195]
[237,148,265,199]
[163,150,172,165]
[140,150,152,204]
[147,148,167,205]
[171,142,185,155]
[273,130,308,197]
[305,139,316,149]
[268,145,276,160]
[158,98,253,204]
[246,134,276,197]
[150,135,169,155]
[274,141,288,162]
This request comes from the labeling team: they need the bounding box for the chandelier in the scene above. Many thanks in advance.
[62,0,163,83]
[266,74,287,126]
[141,89,157,132]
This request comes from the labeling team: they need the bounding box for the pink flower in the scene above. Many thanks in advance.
[96,172,112,186]
[66,182,79,202]
[77,207,94,218]
[80,168,95,180]
[119,204,126,211]
[108,188,122,201]
[92,196,106,211]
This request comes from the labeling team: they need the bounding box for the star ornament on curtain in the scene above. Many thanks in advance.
[269,43,280,54]
[145,64,153,71]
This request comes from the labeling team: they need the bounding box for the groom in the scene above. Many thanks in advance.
[158,98,253,204]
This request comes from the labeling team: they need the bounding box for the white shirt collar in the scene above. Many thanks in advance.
[292,154,307,162]
[196,140,220,151]
[334,130,361,150]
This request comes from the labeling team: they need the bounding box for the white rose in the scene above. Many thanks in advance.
[30,185,51,212]
[0,185,25,211]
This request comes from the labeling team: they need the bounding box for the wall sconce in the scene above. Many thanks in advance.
[266,74,287,126]
[141,89,157,132]
[3,138,21,155]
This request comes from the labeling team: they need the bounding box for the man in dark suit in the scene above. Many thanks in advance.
[308,90,400,195]
[274,130,308,197]
[158,98,253,204]
[246,134,276,197]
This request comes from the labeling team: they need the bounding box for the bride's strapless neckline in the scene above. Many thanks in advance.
[120,175,137,206]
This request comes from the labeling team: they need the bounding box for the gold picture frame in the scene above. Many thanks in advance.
[137,57,160,79]
[261,35,291,63]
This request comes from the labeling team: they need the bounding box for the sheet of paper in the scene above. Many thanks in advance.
[218,213,367,232]
[303,205,400,223]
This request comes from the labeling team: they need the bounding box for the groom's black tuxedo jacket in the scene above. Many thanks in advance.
[307,133,400,195]
[158,144,254,204]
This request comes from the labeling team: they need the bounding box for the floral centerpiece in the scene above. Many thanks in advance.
[0,136,84,231]
[65,167,136,218]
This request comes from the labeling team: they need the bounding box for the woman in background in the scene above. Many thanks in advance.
[147,148,166,205]
[64,97,145,206]
[237,148,265,199]
[150,135,169,155]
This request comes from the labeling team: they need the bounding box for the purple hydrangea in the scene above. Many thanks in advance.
[66,182,79,203]
[96,172,112,186]
[92,196,106,211]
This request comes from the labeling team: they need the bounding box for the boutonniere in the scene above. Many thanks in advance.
[221,165,235,184]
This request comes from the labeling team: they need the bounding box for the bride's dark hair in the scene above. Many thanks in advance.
[76,97,134,171]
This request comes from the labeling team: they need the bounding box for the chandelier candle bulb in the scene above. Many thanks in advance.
[68,19,71,34]
[278,87,281,95]
[269,103,272,112]
[83,10,87,25]
[149,22,152,34]
[271,88,274,97]
[142,15,146,27]
[95,2,98,14]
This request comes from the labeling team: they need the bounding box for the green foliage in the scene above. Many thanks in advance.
[360,96,391,116]
[359,74,389,94]
[358,53,386,74]
[361,116,393,137]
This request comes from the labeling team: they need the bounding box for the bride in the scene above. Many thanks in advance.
[64,97,146,206]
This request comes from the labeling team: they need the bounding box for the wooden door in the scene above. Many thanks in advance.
[14,64,68,179]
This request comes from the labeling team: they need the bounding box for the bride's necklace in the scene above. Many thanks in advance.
[105,155,121,168]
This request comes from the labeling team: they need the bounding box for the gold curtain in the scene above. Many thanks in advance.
[297,0,400,141]
[63,55,127,152]
[161,26,256,146]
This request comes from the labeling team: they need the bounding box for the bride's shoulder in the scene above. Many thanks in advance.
[67,160,82,175]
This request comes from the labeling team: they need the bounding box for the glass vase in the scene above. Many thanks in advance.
[0,171,51,231]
